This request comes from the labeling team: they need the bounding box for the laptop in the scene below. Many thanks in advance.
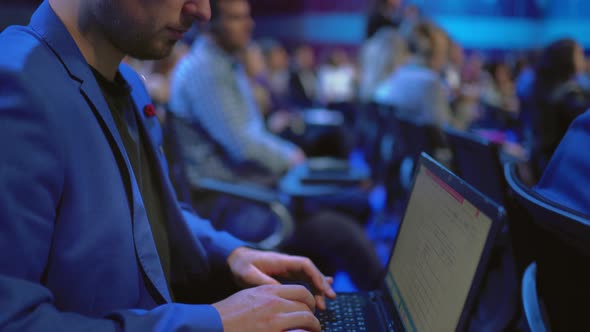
[300,157,365,186]
[317,153,505,332]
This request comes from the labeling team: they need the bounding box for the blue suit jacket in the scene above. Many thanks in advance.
[0,2,245,331]
[535,110,590,215]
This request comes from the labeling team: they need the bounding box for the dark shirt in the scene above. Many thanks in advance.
[92,68,174,299]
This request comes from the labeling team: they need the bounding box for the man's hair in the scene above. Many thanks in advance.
[210,0,222,24]
[535,38,579,89]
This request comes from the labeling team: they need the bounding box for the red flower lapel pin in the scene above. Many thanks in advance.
[143,104,157,118]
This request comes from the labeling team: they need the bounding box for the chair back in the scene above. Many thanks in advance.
[396,116,444,163]
[358,102,400,181]
[445,127,505,205]
[504,162,590,330]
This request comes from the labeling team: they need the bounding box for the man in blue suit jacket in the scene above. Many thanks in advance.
[0,1,335,331]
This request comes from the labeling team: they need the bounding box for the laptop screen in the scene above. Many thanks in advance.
[385,164,493,332]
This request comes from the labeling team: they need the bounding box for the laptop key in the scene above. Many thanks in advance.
[316,294,369,331]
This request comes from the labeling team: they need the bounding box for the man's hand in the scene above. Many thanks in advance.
[212,284,321,332]
[227,247,336,310]
[288,148,306,167]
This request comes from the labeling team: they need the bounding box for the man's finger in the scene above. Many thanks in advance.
[278,311,321,332]
[288,257,336,299]
[274,284,316,312]
[315,294,326,311]
[242,265,280,286]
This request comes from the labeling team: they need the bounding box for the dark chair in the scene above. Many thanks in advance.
[392,114,449,196]
[396,115,447,167]
[504,162,590,331]
[355,103,406,209]
[445,127,505,205]
[521,262,549,332]
[162,110,295,250]
[356,102,383,176]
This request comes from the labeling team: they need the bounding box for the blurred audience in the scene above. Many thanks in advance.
[359,27,408,102]
[444,40,464,96]
[576,55,590,92]
[168,0,381,290]
[242,42,273,117]
[260,39,291,104]
[444,40,481,130]
[374,21,453,127]
[481,61,519,114]
[170,3,302,185]
[242,42,304,141]
[288,44,318,108]
[317,49,358,105]
[113,0,590,295]
[530,38,590,177]
[515,52,539,131]
[477,61,520,131]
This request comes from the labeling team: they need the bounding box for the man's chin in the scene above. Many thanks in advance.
[128,42,176,61]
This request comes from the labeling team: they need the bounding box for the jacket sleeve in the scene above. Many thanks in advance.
[180,204,250,263]
[0,69,224,332]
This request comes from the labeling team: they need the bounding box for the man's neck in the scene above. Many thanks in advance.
[49,0,123,80]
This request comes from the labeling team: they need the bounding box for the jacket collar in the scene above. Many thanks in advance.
[29,1,92,84]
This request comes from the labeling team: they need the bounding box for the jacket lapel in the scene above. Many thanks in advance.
[123,71,210,278]
[30,1,172,303]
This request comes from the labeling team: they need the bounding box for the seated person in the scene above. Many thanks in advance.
[358,27,407,103]
[532,110,590,331]
[374,21,453,127]
[289,44,319,109]
[0,0,337,331]
[316,49,358,107]
[531,38,590,177]
[169,0,380,290]
[478,61,520,129]
[242,43,351,159]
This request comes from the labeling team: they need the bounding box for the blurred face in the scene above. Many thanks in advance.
[267,46,289,71]
[449,43,464,67]
[87,0,211,60]
[494,64,511,85]
[216,0,255,53]
[295,46,315,70]
[574,44,586,75]
[431,31,449,71]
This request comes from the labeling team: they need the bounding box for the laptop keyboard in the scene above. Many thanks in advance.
[316,294,369,331]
